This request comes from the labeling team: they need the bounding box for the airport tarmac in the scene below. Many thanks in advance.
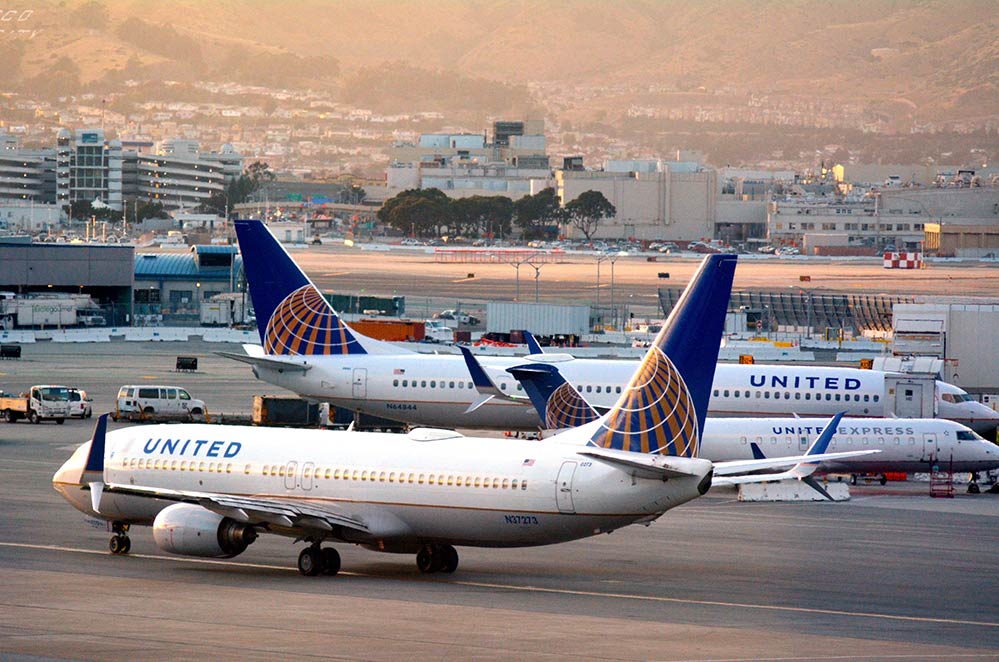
[1,341,998,659]
[284,246,999,320]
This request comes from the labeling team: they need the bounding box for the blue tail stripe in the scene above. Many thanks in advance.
[235,220,367,356]
[590,255,736,456]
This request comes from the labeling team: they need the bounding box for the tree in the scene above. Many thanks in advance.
[199,162,275,217]
[134,200,169,224]
[377,188,451,238]
[514,188,564,240]
[564,190,616,241]
[450,195,513,238]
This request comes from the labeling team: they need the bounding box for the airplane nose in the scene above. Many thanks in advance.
[53,440,90,485]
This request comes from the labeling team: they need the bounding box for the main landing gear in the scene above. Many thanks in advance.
[416,544,459,574]
[109,522,131,555]
[297,542,341,577]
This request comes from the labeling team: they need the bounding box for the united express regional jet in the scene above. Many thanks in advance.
[224,220,999,436]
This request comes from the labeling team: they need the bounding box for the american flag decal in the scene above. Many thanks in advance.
[394,368,405,375]
[522,458,535,466]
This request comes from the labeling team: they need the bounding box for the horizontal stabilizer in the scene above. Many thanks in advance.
[579,447,711,480]
[217,350,312,373]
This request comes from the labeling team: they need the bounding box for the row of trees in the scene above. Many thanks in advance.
[377,188,616,241]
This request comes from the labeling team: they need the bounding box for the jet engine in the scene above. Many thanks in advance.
[153,503,258,558]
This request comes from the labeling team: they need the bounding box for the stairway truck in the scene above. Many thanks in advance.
[0,385,70,423]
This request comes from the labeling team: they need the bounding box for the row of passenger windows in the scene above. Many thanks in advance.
[260,465,528,490]
[390,378,625,396]
[713,389,880,403]
[120,458,529,491]
[394,379,475,389]
[739,436,915,446]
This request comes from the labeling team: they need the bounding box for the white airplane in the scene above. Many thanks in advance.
[223,219,999,436]
[53,255,874,576]
[502,360,999,484]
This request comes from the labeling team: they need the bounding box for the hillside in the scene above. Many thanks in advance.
[2,0,996,123]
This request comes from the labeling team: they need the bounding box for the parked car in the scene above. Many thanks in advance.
[114,385,206,421]
[67,388,92,419]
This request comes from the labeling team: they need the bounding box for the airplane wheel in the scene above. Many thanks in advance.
[320,547,341,576]
[109,535,130,555]
[416,545,436,574]
[849,474,858,486]
[298,546,322,576]
[439,545,459,574]
[879,475,887,486]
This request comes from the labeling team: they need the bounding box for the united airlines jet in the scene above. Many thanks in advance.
[223,220,998,435]
[54,256,872,576]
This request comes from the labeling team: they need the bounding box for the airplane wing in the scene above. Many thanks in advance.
[99,483,368,535]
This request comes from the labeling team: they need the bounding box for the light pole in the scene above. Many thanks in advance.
[596,255,618,331]
[529,261,545,304]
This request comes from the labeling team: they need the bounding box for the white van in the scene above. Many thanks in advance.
[114,385,206,421]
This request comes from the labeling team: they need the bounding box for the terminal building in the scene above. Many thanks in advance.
[386,120,552,200]
[0,130,243,229]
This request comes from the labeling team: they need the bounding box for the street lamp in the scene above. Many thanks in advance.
[596,255,618,331]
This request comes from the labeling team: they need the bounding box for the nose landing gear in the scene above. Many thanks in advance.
[109,522,131,555]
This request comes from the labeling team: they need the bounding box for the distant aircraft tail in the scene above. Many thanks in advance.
[507,363,599,430]
[233,220,403,356]
[585,255,736,457]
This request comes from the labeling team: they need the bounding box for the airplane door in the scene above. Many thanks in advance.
[556,461,577,514]
[896,385,923,418]
[922,433,940,463]
[301,462,314,491]
[352,368,367,399]
[285,461,298,490]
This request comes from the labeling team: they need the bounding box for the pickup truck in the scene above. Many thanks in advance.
[0,384,70,423]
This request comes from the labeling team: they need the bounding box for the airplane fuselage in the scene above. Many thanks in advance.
[249,353,999,435]
[54,424,711,550]
[700,417,999,474]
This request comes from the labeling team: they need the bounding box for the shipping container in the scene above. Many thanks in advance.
[253,395,324,427]
[486,302,590,336]
[348,318,425,342]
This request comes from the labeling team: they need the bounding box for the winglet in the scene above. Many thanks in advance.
[458,345,524,405]
[458,345,495,392]
[80,413,108,481]
[522,330,544,355]
[803,411,846,460]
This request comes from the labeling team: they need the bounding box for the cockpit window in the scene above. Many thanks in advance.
[942,392,974,403]
[956,430,984,441]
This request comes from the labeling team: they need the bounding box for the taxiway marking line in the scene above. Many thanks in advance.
[2,541,996,629]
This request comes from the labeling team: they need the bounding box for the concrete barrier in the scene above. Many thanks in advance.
[124,328,191,342]
[44,329,111,343]
[0,330,35,344]
[201,328,258,344]
[738,481,850,502]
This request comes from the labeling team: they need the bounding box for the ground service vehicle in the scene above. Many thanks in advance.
[1,385,70,423]
[114,385,206,422]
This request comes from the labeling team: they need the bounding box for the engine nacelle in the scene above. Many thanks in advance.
[153,503,258,558]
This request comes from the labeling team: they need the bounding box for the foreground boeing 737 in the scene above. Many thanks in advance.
[54,255,871,576]
[222,220,999,436]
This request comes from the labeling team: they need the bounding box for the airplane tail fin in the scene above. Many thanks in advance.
[233,220,402,356]
[507,363,599,430]
[588,255,736,457]
[521,330,544,355]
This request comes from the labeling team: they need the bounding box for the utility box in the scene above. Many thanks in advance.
[176,356,198,371]
[884,374,936,419]
[0,344,21,359]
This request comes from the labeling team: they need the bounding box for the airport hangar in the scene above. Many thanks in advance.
[0,240,242,326]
